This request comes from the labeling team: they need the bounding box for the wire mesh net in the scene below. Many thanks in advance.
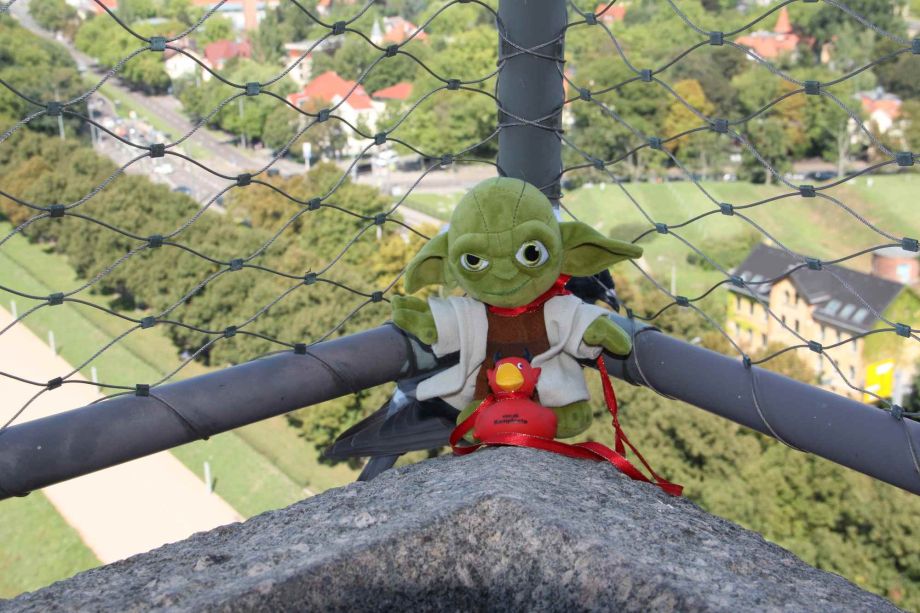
[0,0,917,472]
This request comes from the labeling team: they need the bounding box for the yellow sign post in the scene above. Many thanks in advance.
[863,360,894,403]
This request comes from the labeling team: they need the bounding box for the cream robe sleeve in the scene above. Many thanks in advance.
[532,295,608,407]
[415,296,488,409]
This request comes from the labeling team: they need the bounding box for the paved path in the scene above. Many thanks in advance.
[0,308,241,564]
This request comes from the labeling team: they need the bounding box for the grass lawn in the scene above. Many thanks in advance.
[402,192,463,220]
[0,222,311,518]
[0,492,100,599]
[236,417,361,494]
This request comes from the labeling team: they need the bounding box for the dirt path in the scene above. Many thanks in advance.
[0,308,242,564]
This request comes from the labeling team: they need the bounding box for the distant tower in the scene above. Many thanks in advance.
[872,246,919,286]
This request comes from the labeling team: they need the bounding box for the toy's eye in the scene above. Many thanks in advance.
[515,240,549,268]
[517,362,523,369]
[460,253,489,272]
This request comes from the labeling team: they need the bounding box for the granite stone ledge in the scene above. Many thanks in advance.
[2,447,901,612]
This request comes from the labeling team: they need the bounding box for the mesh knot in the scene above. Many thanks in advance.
[648,136,662,150]
[245,82,261,96]
[135,383,150,396]
[806,257,822,270]
[47,377,63,390]
[149,143,165,158]
[140,316,157,329]
[294,343,307,354]
[711,119,728,134]
[149,37,167,52]
[371,291,384,303]
[236,173,252,187]
[385,44,399,57]
[447,79,461,90]
[896,151,914,167]
[640,69,652,82]
[317,109,331,122]
[47,204,66,218]
[655,223,668,234]
[730,275,744,288]
[332,21,346,35]
[148,234,164,248]
[890,404,904,420]
[800,185,816,198]
[895,323,912,337]
[45,101,63,116]
[48,293,64,306]
[807,341,822,354]
[675,296,690,307]
[803,80,821,95]
[304,272,317,285]
[901,237,918,252]
[709,31,723,46]
[307,198,322,211]
[584,13,597,25]
[223,326,237,338]
[229,258,244,271]
[719,202,733,216]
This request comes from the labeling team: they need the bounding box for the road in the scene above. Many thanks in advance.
[9,0,301,178]
[0,308,241,564]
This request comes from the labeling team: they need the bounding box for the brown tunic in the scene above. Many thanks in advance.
[474,305,551,400]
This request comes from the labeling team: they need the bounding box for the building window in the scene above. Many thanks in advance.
[749,300,754,315]
[794,319,800,333]
[735,295,741,311]
[748,329,753,344]
[784,290,791,305]
[820,325,826,341]
[852,340,858,354]
[849,366,856,380]
[837,330,842,343]
[761,333,767,347]
[782,314,787,326]
[897,263,911,284]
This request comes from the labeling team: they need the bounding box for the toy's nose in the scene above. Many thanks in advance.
[494,362,524,392]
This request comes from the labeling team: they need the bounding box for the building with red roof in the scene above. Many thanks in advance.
[858,88,902,133]
[735,7,802,60]
[594,3,626,24]
[372,82,413,102]
[287,71,383,153]
[203,39,252,71]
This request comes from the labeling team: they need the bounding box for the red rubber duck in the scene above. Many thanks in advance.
[473,355,558,440]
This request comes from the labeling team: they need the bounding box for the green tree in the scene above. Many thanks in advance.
[29,0,78,34]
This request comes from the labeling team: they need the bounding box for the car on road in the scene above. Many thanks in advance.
[172,186,193,196]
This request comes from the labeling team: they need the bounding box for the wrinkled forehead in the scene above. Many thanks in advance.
[449,179,557,237]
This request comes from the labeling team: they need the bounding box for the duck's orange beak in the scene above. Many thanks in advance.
[494,362,524,392]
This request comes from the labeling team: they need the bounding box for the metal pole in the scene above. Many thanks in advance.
[0,325,437,499]
[1,321,918,499]
[496,0,566,205]
[602,314,920,495]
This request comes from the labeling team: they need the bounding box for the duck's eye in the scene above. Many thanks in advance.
[517,362,524,369]
[515,240,549,268]
[460,253,489,272]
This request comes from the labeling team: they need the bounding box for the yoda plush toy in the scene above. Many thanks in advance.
[392,177,642,439]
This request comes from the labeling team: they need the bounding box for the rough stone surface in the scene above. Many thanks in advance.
[3,447,901,612]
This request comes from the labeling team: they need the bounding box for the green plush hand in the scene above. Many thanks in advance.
[583,316,632,356]
[391,295,437,345]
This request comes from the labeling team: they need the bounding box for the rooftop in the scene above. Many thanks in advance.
[730,243,905,333]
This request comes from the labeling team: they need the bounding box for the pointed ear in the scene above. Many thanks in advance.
[559,221,643,276]
[404,233,449,293]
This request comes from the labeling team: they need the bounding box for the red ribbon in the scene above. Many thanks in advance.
[486,275,572,317]
[450,356,683,497]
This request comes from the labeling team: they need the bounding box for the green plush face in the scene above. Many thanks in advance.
[404,177,643,308]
